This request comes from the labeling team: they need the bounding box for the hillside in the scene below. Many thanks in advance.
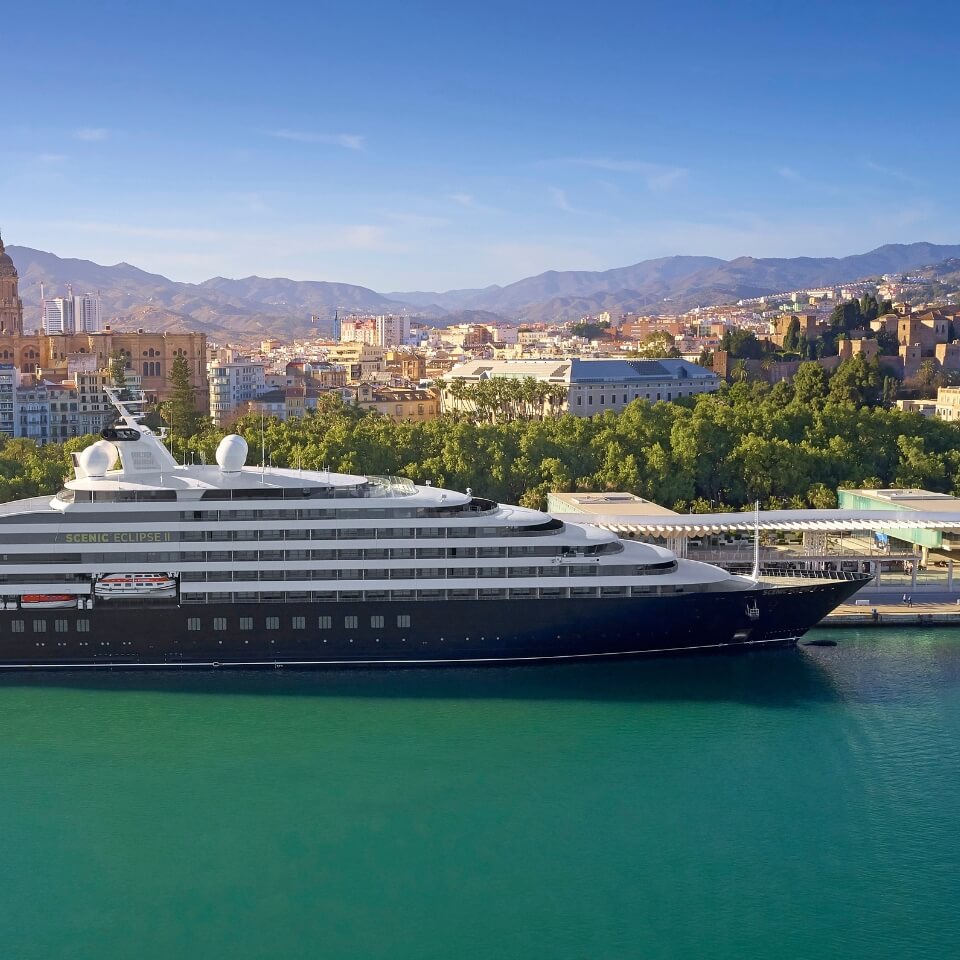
[8,241,960,335]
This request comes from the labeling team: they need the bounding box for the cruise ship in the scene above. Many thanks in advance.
[0,391,867,669]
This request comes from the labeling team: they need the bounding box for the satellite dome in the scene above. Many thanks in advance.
[78,440,118,478]
[216,435,248,473]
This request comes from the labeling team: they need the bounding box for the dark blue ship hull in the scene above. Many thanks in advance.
[0,577,866,669]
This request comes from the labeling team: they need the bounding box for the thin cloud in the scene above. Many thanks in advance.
[38,153,67,165]
[74,127,110,142]
[776,166,847,197]
[864,159,924,188]
[549,186,575,213]
[547,187,605,218]
[446,192,505,215]
[558,157,688,190]
[266,129,365,150]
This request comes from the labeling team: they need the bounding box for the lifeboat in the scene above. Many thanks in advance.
[21,594,77,609]
[95,573,178,599]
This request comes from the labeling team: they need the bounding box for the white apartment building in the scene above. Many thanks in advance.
[41,293,102,334]
[375,315,411,347]
[208,358,267,427]
[42,297,74,334]
[74,293,102,333]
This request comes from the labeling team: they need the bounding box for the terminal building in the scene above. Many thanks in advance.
[836,488,960,558]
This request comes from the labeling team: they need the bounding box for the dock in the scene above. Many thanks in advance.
[821,599,960,627]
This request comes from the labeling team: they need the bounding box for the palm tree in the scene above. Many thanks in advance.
[548,384,568,417]
[434,378,448,415]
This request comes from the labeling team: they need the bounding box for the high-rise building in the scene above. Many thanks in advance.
[375,315,411,348]
[40,292,101,334]
[0,233,24,335]
[74,293,102,333]
[42,297,75,334]
[208,357,267,427]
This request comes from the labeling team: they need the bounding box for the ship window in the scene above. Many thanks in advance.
[397,614,411,628]
[33,619,46,632]
[417,590,445,601]
[187,618,201,631]
[318,616,332,629]
[344,615,358,629]
[292,616,305,629]
[213,618,227,630]
[266,617,279,630]
[76,619,89,632]
[370,615,384,628]
[11,620,24,633]
[240,617,253,631]
[55,619,68,633]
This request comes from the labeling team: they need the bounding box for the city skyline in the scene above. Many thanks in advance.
[4,1,959,290]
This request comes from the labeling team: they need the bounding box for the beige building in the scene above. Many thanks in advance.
[385,351,427,382]
[935,386,960,422]
[353,383,439,421]
[325,343,385,382]
[837,337,880,362]
[896,398,937,418]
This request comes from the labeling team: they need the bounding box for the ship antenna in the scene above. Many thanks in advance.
[751,499,760,581]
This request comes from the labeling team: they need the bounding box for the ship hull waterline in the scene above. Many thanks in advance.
[0,578,864,670]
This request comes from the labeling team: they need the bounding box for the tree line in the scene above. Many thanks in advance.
[3,357,959,513]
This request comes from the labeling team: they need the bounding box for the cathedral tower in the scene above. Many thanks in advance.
[0,233,24,336]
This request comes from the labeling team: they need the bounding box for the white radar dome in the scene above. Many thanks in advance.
[78,440,119,478]
[216,434,248,473]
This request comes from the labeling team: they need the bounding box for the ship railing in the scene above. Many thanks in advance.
[754,568,871,583]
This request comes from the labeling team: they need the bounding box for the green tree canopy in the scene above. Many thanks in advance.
[164,355,203,438]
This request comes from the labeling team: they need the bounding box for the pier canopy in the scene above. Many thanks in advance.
[550,508,960,538]
[547,488,960,546]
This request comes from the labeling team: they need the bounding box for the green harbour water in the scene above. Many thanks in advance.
[2,629,959,960]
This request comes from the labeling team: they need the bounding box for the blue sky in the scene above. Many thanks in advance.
[3,0,958,290]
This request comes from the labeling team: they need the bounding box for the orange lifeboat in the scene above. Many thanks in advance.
[21,594,77,609]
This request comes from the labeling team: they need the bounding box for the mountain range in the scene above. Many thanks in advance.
[8,241,960,339]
